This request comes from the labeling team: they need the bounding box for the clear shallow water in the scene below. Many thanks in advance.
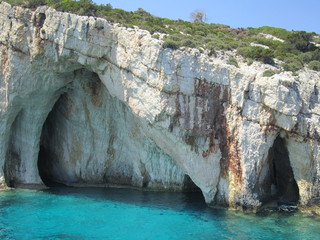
[0,187,319,240]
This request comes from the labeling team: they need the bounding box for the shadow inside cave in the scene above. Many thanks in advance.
[37,93,69,187]
[262,136,300,208]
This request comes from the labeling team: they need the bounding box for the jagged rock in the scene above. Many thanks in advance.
[0,2,319,210]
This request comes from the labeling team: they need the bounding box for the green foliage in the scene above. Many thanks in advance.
[6,0,46,8]
[163,39,180,50]
[237,46,275,64]
[247,35,284,50]
[299,51,314,63]
[227,57,239,67]
[50,0,101,17]
[287,31,315,52]
[4,0,320,71]
[181,39,196,48]
[308,60,320,71]
[243,27,319,71]
[281,55,304,72]
[263,69,276,77]
[247,26,292,40]
[152,34,160,40]
[245,58,254,66]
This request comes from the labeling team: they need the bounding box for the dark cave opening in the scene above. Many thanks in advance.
[181,175,204,205]
[268,136,299,206]
[183,175,202,192]
[4,111,22,188]
[38,145,65,187]
[37,95,66,187]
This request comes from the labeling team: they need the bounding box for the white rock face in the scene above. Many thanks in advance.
[0,3,319,210]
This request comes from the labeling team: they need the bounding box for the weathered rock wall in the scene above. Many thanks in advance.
[0,2,319,209]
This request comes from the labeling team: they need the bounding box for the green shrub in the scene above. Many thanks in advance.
[249,36,284,49]
[299,52,314,63]
[181,39,196,48]
[263,69,276,77]
[287,31,315,52]
[245,58,254,66]
[282,57,304,72]
[206,38,228,51]
[227,57,239,67]
[247,26,291,40]
[163,39,181,50]
[237,46,274,64]
[152,34,160,40]
[311,49,320,61]
[308,60,320,71]
[194,30,206,37]
[6,0,46,8]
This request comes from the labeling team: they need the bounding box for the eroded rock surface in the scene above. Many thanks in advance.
[0,2,319,210]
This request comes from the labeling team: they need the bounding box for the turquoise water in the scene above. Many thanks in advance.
[0,187,319,240]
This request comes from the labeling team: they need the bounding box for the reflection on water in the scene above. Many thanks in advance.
[0,187,319,240]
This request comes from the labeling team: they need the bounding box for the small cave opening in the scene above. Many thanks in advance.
[182,175,205,205]
[183,175,202,192]
[267,136,299,206]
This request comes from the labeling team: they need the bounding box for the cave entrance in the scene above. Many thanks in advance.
[268,136,299,206]
[183,175,201,192]
[37,69,104,187]
[38,145,62,187]
[182,175,205,205]
[36,68,206,197]
[37,94,67,187]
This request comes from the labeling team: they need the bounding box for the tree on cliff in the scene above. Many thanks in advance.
[190,10,207,23]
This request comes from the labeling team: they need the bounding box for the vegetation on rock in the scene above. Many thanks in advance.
[263,69,276,77]
[5,0,320,72]
[308,60,320,71]
[227,56,239,68]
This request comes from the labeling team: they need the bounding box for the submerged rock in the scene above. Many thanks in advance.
[0,2,319,211]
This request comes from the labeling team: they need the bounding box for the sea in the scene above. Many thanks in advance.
[0,187,319,240]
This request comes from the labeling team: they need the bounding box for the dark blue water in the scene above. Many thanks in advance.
[0,187,319,240]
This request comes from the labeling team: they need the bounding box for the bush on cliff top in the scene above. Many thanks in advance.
[237,46,275,64]
[4,0,320,72]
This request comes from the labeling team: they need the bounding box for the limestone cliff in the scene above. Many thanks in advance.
[0,2,319,210]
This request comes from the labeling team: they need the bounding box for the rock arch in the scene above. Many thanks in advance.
[32,68,194,192]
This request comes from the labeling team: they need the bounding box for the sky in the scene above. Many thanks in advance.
[93,0,320,33]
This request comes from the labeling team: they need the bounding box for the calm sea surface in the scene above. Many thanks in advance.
[0,187,319,240]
